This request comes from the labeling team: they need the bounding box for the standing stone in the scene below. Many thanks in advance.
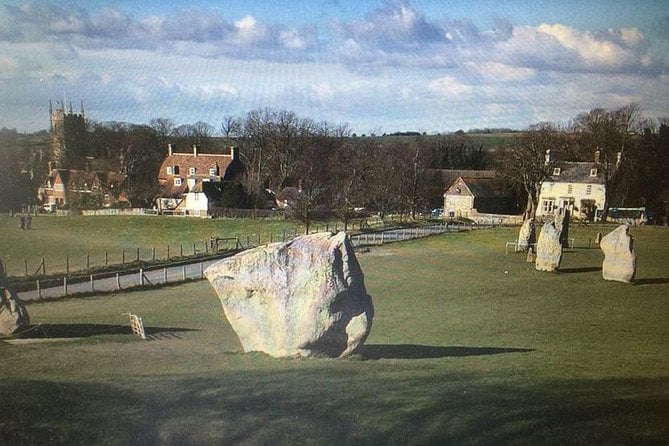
[0,261,30,336]
[600,225,636,283]
[535,209,569,271]
[554,208,570,246]
[517,218,536,252]
[205,232,373,358]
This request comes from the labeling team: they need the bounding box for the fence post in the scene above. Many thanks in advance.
[36,280,41,299]
[66,255,69,274]
[136,247,140,262]
[257,233,261,246]
[90,274,94,292]
[105,252,108,266]
[180,244,183,257]
[139,269,144,286]
[193,243,196,255]
[122,249,125,265]
[247,235,250,248]
[182,266,186,281]
[200,262,204,278]
[86,254,90,269]
[63,276,68,295]
[24,259,28,277]
[167,245,170,259]
[163,267,168,284]
[41,257,45,275]
[116,273,121,290]
[152,247,156,261]
[381,232,385,244]
[205,241,209,254]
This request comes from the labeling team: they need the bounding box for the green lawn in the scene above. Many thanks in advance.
[1,225,667,444]
[0,215,301,276]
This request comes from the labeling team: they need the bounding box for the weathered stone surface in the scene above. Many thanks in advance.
[205,232,373,358]
[517,219,536,252]
[0,287,30,336]
[535,209,565,271]
[554,208,570,246]
[600,225,636,283]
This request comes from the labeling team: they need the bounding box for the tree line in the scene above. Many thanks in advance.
[1,103,667,224]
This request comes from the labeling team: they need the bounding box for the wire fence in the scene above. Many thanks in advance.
[14,221,478,302]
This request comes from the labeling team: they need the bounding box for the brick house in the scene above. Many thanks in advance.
[155,144,244,216]
[38,162,127,211]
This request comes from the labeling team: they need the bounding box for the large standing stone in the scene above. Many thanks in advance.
[600,225,636,283]
[205,232,374,358]
[517,218,536,252]
[535,209,569,271]
[0,287,30,336]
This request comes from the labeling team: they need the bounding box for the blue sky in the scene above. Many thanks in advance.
[1,0,667,134]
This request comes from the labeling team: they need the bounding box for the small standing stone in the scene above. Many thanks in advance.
[600,225,636,283]
[0,262,30,336]
[517,218,536,252]
[535,212,567,272]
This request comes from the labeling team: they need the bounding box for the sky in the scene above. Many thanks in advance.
[0,0,668,134]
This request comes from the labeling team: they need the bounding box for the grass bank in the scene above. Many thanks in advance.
[1,225,667,444]
[0,214,301,277]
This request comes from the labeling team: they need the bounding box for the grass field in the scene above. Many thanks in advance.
[1,225,668,444]
[0,215,302,277]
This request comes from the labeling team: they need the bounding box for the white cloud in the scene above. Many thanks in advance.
[427,76,471,98]
[466,61,535,81]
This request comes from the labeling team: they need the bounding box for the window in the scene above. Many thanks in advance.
[552,167,561,176]
[567,184,573,194]
[586,185,592,196]
[167,166,173,175]
[189,167,196,176]
[542,199,555,213]
[590,168,598,177]
[209,167,218,176]
[174,177,182,186]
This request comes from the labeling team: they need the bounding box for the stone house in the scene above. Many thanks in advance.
[443,175,518,220]
[155,144,244,216]
[537,154,607,221]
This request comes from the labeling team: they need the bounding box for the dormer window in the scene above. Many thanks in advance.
[552,168,561,176]
[209,167,218,176]
[189,167,196,176]
[166,166,173,175]
[590,168,598,177]
[174,177,182,186]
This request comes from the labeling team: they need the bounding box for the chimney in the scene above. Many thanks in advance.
[84,160,91,172]
[230,146,237,160]
[48,161,53,174]
[594,149,600,164]
[544,149,551,166]
[616,151,622,167]
[193,145,198,157]
[167,143,172,156]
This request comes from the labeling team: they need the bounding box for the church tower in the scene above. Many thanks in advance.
[49,100,87,168]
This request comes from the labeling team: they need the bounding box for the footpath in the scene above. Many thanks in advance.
[16,223,473,302]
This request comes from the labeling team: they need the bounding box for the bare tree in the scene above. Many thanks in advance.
[499,123,568,220]
[571,103,643,220]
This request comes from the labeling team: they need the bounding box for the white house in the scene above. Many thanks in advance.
[537,155,607,221]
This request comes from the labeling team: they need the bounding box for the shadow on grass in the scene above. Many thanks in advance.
[359,344,534,360]
[16,323,197,339]
[634,277,669,285]
[1,373,666,445]
[560,266,602,274]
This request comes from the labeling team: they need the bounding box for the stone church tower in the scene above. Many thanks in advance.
[49,100,87,168]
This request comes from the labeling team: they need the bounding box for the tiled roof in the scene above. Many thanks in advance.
[444,176,510,198]
[549,162,606,184]
[158,151,239,182]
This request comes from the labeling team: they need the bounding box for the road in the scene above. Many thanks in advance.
[17,223,472,302]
